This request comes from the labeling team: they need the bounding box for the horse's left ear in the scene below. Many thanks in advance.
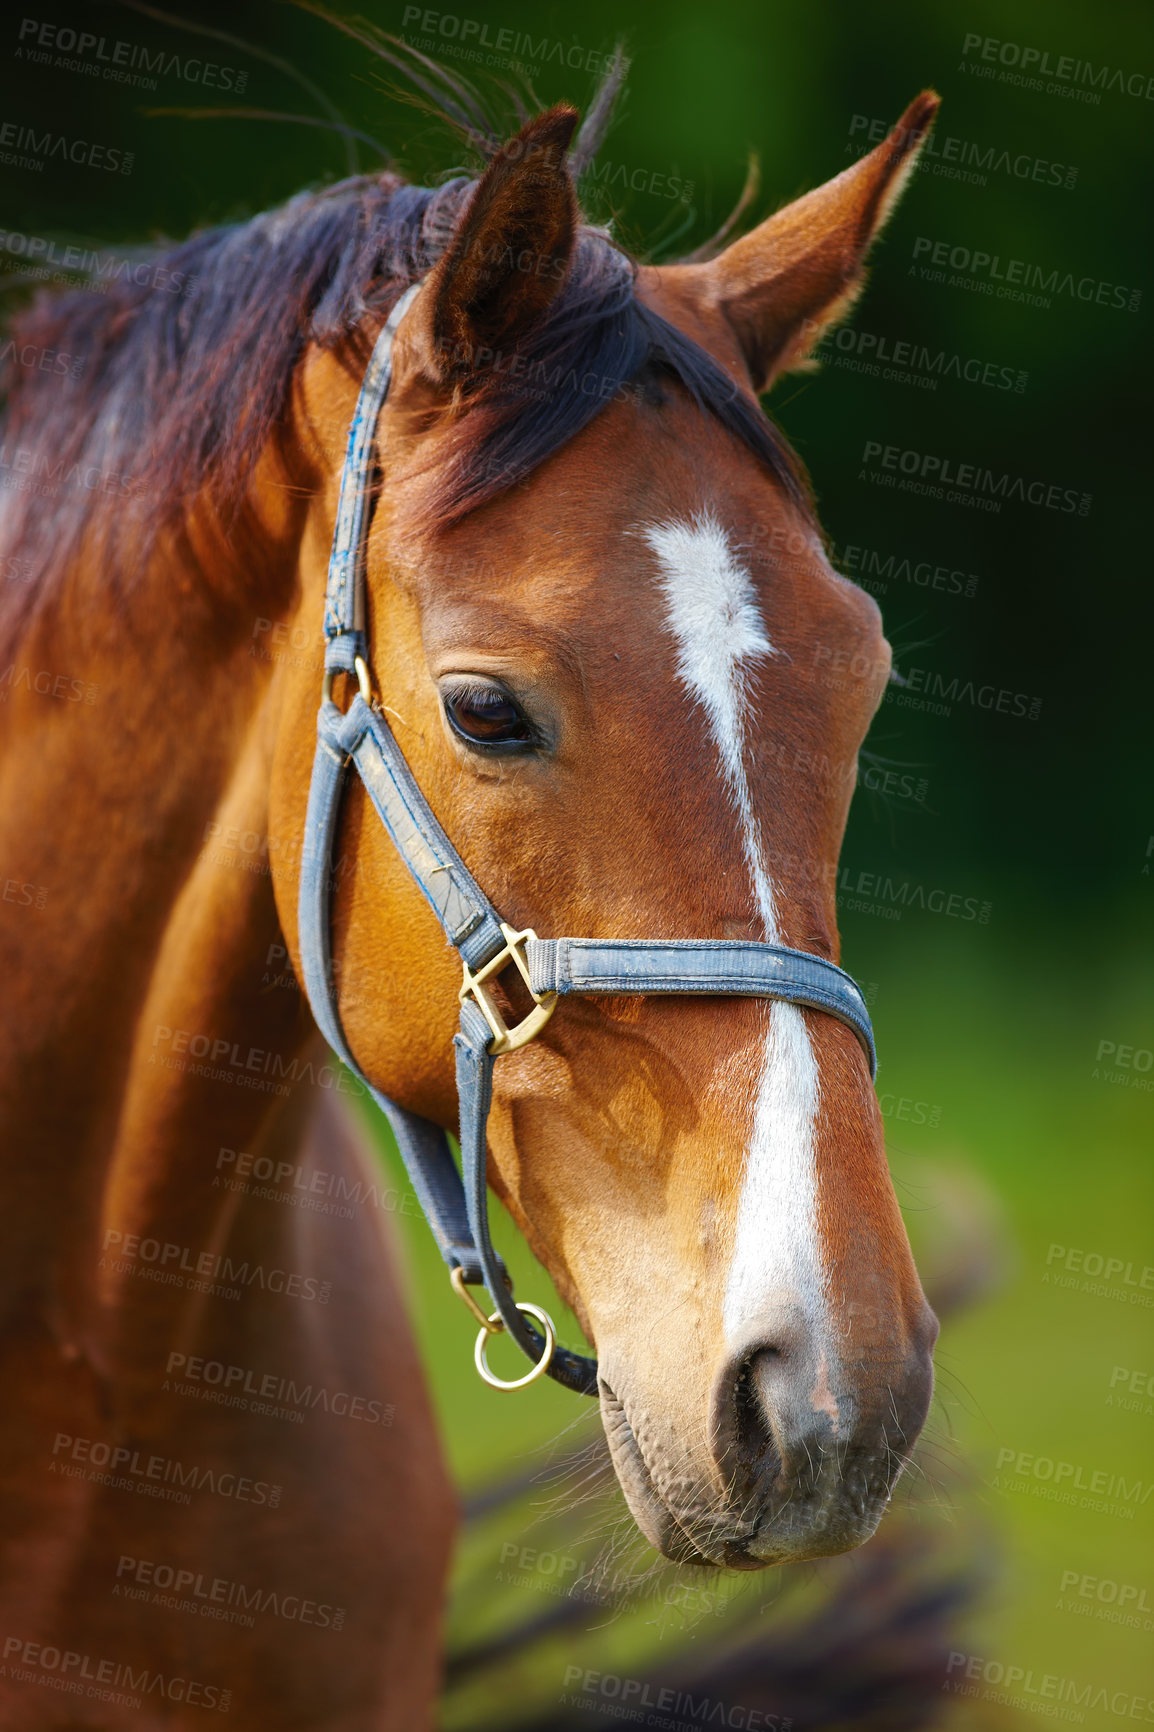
[402,105,579,387]
[694,91,940,392]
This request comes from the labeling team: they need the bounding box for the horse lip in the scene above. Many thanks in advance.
[598,1379,760,1569]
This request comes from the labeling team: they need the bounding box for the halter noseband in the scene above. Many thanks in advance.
[297,283,877,1398]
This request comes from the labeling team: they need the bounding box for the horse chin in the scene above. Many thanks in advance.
[598,1383,891,1571]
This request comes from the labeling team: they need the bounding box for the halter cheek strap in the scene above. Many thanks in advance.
[297,283,877,1399]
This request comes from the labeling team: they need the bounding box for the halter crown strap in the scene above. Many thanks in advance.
[322,281,422,671]
[297,279,878,1400]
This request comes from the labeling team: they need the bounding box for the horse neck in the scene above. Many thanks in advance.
[0,468,310,1311]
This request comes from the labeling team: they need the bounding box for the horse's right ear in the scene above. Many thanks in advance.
[694,92,940,393]
[401,106,579,389]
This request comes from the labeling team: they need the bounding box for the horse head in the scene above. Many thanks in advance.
[271,94,940,1568]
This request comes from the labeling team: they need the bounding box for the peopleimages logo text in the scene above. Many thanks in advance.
[16,18,249,93]
[51,1430,281,1509]
[115,1555,345,1631]
[165,1351,395,1427]
[960,33,1154,102]
[0,228,196,296]
[0,119,132,174]
[101,1228,332,1306]
[399,8,613,75]
[860,440,1091,516]
[912,236,1141,312]
[848,114,1078,191]
[944,1650,1154,1722]
[836,868,992,925]
[2,1635,229,1713]
[560,1666,791,1729]
[812,322,1026,393]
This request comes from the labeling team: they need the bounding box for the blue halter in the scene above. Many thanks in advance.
[297,283,877,1397]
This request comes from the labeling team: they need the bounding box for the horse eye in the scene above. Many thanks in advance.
[442,682,535,749]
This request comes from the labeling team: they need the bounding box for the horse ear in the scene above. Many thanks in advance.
[697,92,940,392]
[407,105,579,386]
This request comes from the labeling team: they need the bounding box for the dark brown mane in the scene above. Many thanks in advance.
[0,54,807,646]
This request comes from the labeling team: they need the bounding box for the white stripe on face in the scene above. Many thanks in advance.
[644,512,832,1391]
[643,512,779,942]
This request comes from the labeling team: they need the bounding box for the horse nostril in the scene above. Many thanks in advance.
[732,1348,782,1475]
[719,1342,837,1502]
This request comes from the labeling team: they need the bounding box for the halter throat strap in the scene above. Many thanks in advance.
[297,283,877,1399]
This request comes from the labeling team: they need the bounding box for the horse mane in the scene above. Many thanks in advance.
[0,44,808,645]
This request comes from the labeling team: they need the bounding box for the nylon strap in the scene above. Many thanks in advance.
[529,938,875,1077]
[323,282,422,671]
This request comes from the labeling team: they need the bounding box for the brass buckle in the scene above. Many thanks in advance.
[450,1265,500,1332]
[459,923,558,1055]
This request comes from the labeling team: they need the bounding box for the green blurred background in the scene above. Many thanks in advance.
[2,0,1151,1723]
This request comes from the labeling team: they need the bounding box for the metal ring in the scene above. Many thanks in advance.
[474,1302,557,1391]
[321,655,373,709]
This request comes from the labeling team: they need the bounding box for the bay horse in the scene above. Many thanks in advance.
[0,60,941,1730]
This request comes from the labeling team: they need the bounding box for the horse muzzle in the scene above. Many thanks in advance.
[599,1303,937,1568]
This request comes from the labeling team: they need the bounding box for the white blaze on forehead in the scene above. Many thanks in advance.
[643,511,779,942]
[644,512,834,1407]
